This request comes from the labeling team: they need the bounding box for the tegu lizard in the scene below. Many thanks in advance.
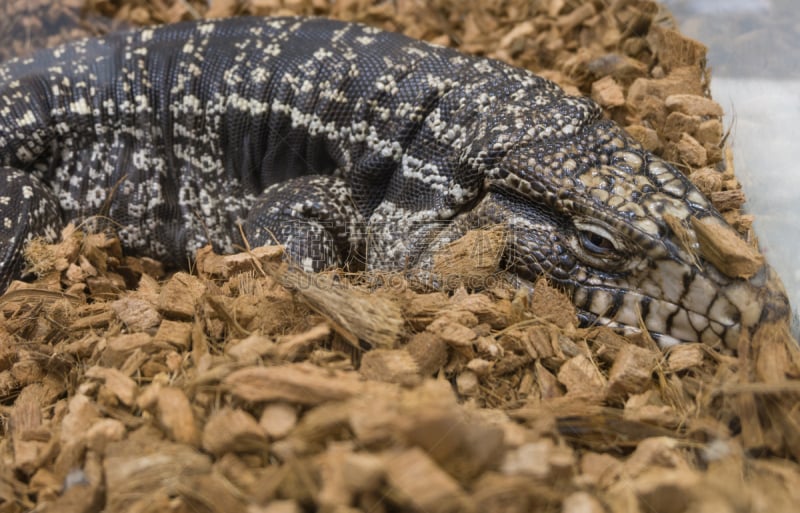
[0,16,790,348]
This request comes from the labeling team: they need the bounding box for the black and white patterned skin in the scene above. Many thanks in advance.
[0,17,790,347]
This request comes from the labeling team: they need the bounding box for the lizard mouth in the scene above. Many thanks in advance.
[574,262,794,349]
[577,310,718,349]
[570,279,742,347]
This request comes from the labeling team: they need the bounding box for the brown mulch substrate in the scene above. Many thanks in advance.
[0,0,122,62]
[2,1,800,512]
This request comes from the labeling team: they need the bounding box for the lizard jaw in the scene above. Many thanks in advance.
[573,263,792,349]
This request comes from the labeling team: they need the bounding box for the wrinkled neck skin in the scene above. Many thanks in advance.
[433,111,792,350]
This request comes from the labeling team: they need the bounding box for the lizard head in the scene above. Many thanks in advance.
[472,98,791,348]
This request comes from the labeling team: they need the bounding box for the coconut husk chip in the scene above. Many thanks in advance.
[691,215,764,278]
[2,1,799,513]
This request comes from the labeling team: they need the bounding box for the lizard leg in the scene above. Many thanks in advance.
[0,169,63,289]
[243,176,365,272]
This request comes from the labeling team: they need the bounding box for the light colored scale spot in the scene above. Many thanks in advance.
[561,158,577,173]
[665,308,700,342]
[639,298,677,335]
[607,195,625,208]
[650,260,689,304]
[69,98,91,115]
[661,179,687,198]
[614,150,643,169]
[687,310,710,333]
[661,200,691,220]
[648,160,670,176]
[687,189,707,206]
[618,202,646,218]
[578,171,604,188]
[635,218,660,236]
[590,188,610,203]
[589,290,614,317]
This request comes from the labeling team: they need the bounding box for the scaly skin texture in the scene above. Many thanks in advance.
[0,17,790,348]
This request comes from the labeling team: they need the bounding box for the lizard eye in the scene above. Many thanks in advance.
[580,230,616,255]
[571,221,627,268]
